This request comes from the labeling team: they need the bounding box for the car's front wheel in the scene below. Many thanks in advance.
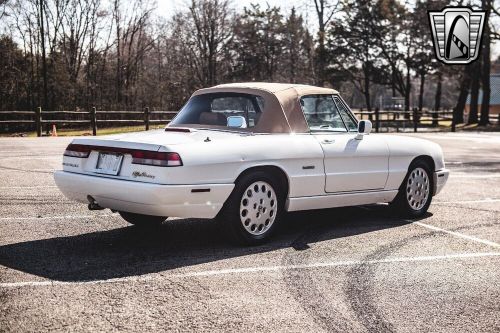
[217,171,284,245]
[119,211,167,227]
[392,160,433,218]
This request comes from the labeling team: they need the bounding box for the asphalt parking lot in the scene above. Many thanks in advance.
[0,132,499,332]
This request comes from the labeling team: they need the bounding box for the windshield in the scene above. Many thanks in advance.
[170,92,265,130]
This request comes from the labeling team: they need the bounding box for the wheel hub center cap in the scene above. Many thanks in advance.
[406,167,430,211]
[240,181,278,236]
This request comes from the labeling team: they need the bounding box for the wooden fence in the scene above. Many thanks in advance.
[0,107,176,136]
[352,109,455,133]
[0,107,497,136]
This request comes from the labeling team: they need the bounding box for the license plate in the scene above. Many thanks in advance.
[95,152,123,175]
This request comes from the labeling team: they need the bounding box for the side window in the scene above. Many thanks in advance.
[300,95,347,132]
[333,96,357,131]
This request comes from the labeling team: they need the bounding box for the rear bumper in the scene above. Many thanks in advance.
[433,168,449,196]
[54,171,234,219]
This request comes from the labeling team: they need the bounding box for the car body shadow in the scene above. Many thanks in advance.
[0,205,432,282]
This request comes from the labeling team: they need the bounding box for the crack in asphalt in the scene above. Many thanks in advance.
[344,220,500,333]
[435,204,500,214]
[280,207,409,332]
[282,230,355,332]
[0,165,54,174]
[281,204,499,333]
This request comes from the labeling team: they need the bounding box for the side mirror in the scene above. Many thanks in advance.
[227,116,247,128]
[356,120,372,140]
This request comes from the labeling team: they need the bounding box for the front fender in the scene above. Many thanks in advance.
[382,135,446,190]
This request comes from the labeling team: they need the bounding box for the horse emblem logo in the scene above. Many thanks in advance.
[428,7,486,64]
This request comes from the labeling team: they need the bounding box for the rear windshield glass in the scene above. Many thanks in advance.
[170,93,265,129]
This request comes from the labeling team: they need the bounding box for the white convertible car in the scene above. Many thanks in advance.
[55,83,449,244]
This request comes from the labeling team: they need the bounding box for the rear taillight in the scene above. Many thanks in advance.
[131,151,183,167]
[64,144,91,158]
[63,144,182,167]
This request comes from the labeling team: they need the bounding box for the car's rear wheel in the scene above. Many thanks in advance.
[392,160,433,218]
[217,171,284,245]
[119,211,167,227]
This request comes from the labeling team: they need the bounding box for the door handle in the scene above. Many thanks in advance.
[322,139,335,144]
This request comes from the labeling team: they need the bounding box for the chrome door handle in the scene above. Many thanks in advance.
[322,139,335,144]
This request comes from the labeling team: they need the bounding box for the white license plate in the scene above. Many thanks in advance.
[95,152,123,175]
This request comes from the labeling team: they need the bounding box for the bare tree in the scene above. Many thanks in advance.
[312,0,339,86]
[182,0,233,86]
[284,7,313,84]
[468,60,481,124]
[328,0,386,111]
[112,0,155,107]
[38,0,48,109]
[454,65,472,124]
[114,0,122,104]
[479,0,491,125]
[0,0,9,20]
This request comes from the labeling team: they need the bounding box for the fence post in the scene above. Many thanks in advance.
[144,107,150,131]
[375,107,379,133]
[451,108,456,132]
[395,112,399,133]
[432,110,438,127]
[90,107,97,136]
[413,108,418,132]
[35,107,42,137]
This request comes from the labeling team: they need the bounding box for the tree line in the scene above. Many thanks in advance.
[0,0,498,125]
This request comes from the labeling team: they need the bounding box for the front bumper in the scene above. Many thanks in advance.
[433,168,449,196]
[54,171,234,219]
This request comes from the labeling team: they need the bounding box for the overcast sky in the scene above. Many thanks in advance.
[156,0,304,14]
[156,0,317,26]
[155,0,499,58]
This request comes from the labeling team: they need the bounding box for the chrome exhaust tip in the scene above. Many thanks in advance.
[87,195,105,210]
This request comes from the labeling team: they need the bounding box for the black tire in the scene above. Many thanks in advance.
[119,211,167,227]
[217,170,285,245]
[392,159,433,218]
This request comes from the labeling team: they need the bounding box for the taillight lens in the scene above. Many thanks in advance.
[64,144,91,158]
[63,144,182,167]
[131,151,183,167]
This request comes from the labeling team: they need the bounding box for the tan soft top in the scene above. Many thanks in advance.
[203,82,338,95]
[187,82,340,133]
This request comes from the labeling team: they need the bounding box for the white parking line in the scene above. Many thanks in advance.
[0,155,60,159]
[415,222,500,249]
[0,214,114,221]
[449,168,500,173]
[449,175,500,178]
[0,186,57,189]
[0,252,498,288]
[0,151,62,154]
[421,134,500,143]
[0,168,54,172]
[433,198,500,204]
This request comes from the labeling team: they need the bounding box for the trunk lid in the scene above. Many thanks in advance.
[63,129,241,184]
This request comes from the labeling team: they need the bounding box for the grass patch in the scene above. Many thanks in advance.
[1,125,166,137]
